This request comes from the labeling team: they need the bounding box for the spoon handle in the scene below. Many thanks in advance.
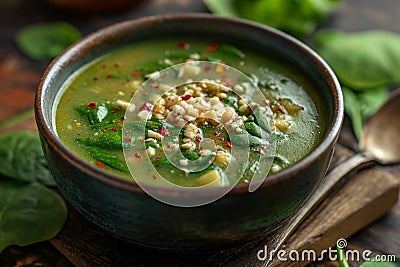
[264,151,374,266]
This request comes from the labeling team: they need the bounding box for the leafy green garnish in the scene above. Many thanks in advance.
[315,30,400,90]
[0,131,55,186]
[0,181,67,253]
[342,86,389,140]
[203,0,340,37]
[15,21,81,61]
[85,146,129,173]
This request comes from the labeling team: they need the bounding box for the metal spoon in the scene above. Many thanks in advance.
[263,89,400,266]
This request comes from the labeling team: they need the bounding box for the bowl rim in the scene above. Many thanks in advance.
[35,13,343,196]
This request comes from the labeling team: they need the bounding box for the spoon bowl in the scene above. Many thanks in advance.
[360,89,400,164]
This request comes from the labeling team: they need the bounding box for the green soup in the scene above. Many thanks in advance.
[56,38,324,187]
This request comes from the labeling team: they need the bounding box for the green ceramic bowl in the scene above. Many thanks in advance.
[35,14,343,251]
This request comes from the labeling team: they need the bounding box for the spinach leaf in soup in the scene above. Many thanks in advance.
[0,181,67,253]
[0,131,56,186]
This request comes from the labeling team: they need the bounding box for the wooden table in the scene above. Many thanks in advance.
[0,0,399,266]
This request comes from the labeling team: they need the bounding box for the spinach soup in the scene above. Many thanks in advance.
[55,39,323,187]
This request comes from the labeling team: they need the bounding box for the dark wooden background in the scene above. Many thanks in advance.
[0,0,399,266]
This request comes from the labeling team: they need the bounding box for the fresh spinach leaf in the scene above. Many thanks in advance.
[360,256,400,266]
[15,21,81,61]
[315,30,400,90]
[342,86,389,140]
[203,0,340,37]
[0,131,55,186]
[0,181,67,253]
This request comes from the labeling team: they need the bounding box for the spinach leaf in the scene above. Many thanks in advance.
[203,0,340,37]
[85,146,129,173]
[0,131,55,186]
[0,181,67,253]
[360,256,400,266]
[342,86,389,140]
[77,129,122,150]
[315,30,400,90]
[15,21,81,61]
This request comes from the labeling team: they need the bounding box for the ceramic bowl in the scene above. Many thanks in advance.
[35,14,343,251]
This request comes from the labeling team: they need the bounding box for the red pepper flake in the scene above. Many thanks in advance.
[106,74,112,79]
[155,163,160,167]
[93,77,98,81]
[140,102,153,112]
[123,138,132,143]
[111,109,119,113]
[220,137,225,141]
[101,129,107,133]
[135,152,142,159]
[121,116,126,121]
[276,105,285,114]
[225,141,233,148]
[152,174,157,180]
[178,42,190,49]
[158,126,170,136]
[66,98,71,101]
[132,71,140,77]
[181,94,191,101]
[126,79,130,83]
[208,43,218,52]
[278,98,283,101]
[87,102,97,109]
[195,135,202,142]
[101,64,106,69]
[150,82,158,88]
[97,161,105,168]
[214,131,220,136]
[110,127,117,131]
[166,145,171,149]
[143,91,149,96]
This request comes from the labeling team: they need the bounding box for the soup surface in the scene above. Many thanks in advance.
[56,38,323,187]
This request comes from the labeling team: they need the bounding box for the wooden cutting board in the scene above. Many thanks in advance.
[1,113,399,267]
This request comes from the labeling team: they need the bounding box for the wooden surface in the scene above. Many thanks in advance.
[0,0,399,266]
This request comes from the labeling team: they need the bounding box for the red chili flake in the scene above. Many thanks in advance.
[101,64,106,69]
[214,131,220,136]
[126,79,130,83]
[87,102,97,109]
[93,77,98,81]
[106,74,112,79]
[123,138,132,143]
[278,98,283,101]
[152,174,157,180]
[110,127,117,131]
[220,137,225,141]
[225,141,233,148]
[140,102,153,112]
[195,135,202,142]
[208,43,218,52]
[135,152,142,159]
[150,82,158,88]
[276,105,285,113]
[143,92,149,96]
[156,157,161,161]
[181,94,191,101]
[97,161,105,168]
[132,71,140,77]
[111,109,119,113]
[178,42,190,49]
[66,98,71,101]
[101,129,107,133]
[121,116,126,121]
[166,145,171,149]
[158,126,169,136]
[155,163,160,167]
